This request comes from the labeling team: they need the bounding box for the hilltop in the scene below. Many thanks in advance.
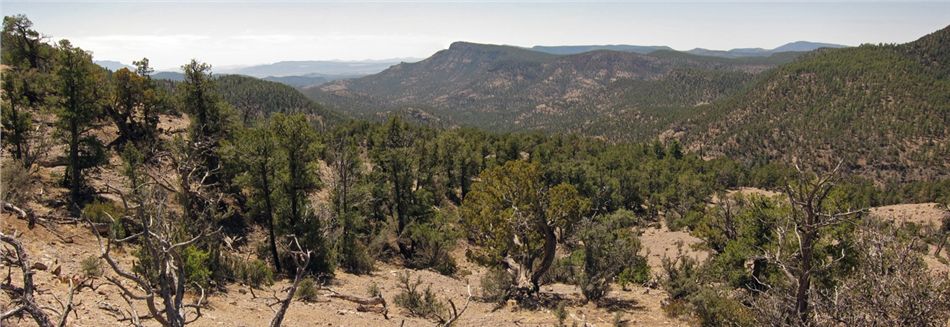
[305,41,796,140]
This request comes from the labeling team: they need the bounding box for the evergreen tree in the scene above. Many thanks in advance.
[55,39,106,215]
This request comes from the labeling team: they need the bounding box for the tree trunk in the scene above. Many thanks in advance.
[795,230,815,324]
[68,118,81,216]
[261,163,281,272]
[531,222,558,292]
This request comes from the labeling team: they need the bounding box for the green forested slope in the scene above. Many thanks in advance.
[214,74,341,127]
[684,26,950,181]
[304,42,795,139]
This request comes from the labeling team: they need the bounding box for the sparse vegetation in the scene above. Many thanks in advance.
[394,272,446,319]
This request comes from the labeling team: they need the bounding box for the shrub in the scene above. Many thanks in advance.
[612,312,626,327]
[367,282,381,298]
[0,162,33,204]
[479,268,514,304]
[81,256,102,278]
[339,233,374,275]
[82,200,126,238]
[295,277,319,302]
[404,211,458,275]
[228,257,274,288]
[659,253,701,302]
[394,272,446,319]
[577,217,649,303]
[182,245,212,288]
[554,301,568,327]
[545,250,583,285]
[690,288,755,327]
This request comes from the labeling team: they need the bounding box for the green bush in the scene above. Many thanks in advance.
[690,288,755,327]
[367,282,381,298]
[660,254,701,301]
[394,272,446,319]
[227,256,275,288]
[82,200,126,238]
[295,277,319,302]
[479,268,514,304]
[577,217,649,303]
[404,213,458,275]
[339,233,375,275]
[81,256,103,278]
[182,245,212,288]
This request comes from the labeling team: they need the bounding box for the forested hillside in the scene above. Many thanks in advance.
[305,42,797,139]
[214,74,340,126]
[683,25,950,182]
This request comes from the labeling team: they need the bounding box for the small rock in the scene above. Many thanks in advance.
[31,262,48,271]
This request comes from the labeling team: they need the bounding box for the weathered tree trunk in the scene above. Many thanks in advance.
[261,163,281,272]
[68,118,81,216]
[795,230,815,324]
[531,222,558,292]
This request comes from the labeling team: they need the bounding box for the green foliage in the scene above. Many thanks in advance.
[182,245,212,288]
[305,42,782,143]
[338,218,375,274]
[295,277,319,302]
[689,288,756,327]
[56,39,108,213]
[2,15,56,167]
[479,268,514,304]
[367,282,381,298]
[554,301,568,327]
[82,200,127,239]
[462,160,590,292]
[394,272,447,320]
[106,59,166,149]
[214,74,338,126]
[225,256,275,288]
[81,256,103,278]
[576,216,649,303]
[690,33,950,182]
[404,209,459,275]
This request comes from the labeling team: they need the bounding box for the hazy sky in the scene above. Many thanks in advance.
[4,1,949,70]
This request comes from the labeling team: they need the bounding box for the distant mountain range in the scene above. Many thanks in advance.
[304,41,800,139]
[96,59,419,88]
[218,59,418,78]
[687,41,847,58]
[532,45,673,55]
[531,41,847,57]
[94,60,133,71]
[303,29,948,182]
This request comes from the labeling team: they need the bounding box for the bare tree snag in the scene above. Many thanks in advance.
[436,284,472,327]
[772,160,864,325]
[1,232,88,327]
[269,238,312,327]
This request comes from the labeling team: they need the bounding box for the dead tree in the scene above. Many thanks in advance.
[934,207,950,258]
[1,231,90,327]
[269,238,312,327]
[88,181,218,327]
[768,161,864,325]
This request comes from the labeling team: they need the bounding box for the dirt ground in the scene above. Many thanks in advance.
[869,202,949,227]
[1,213,692,327]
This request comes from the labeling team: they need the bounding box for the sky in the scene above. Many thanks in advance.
[3,1,949,70]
